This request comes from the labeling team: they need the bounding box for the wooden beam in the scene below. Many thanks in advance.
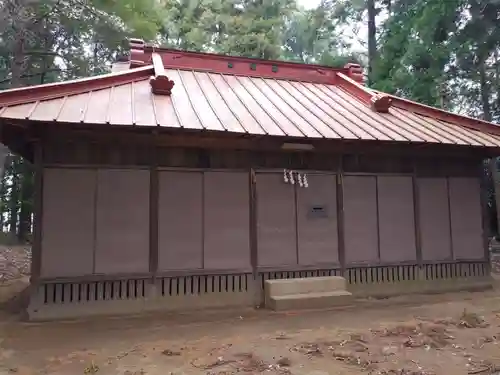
[40,124,494,159]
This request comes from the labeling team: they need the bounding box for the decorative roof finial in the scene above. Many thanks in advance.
[129,38,146,68]
[150,53,175,95]
[344,63,364,84]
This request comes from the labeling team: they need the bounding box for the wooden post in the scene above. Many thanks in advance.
[149,135,159,283]
[445,177,455,260]
[490,157,500,237]
[482,159,493,265]
[249,168,258,275]
[248,168,260,305]
[337,168,346,276]
[412,160,423,266]
[374,176,381,262]
[31,140,43,283]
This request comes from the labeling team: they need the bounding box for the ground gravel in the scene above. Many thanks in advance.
[0,246,31,283]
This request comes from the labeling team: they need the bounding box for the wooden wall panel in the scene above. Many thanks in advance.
[296,173,339,265]
[41,168,95,277]
[158,171,203,270]
[343,176,379,263]
[203,171,250,269]
[256,173,296,267]
[377,176,417,262]
[418,178,452,261]
[449,177,484,259]
[94,169,150,274]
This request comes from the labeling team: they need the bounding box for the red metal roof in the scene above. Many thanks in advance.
[1,39,500,148]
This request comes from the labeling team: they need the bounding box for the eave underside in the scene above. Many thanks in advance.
[2,118,497,167]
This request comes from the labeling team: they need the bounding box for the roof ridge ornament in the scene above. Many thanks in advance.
[370,93,392,113]
[344,63,364,84]
[129,38,146,68]
[336,71,392,113]
[150,53,175,96]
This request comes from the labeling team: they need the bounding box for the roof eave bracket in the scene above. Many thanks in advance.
[150,53,175,96]
[336,72,392,113]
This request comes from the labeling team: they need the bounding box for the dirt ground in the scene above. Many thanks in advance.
[2,248,500,375]
[1,291,500,375]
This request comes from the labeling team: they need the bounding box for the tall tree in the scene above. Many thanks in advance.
[372,0,464,106]
[366,0,377,84]
[282,1,362,66]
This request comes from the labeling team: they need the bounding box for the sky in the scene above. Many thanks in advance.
[298,0,322,9]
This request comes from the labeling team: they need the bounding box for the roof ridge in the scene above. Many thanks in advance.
[129,38,365,86]
[0,65,153,108]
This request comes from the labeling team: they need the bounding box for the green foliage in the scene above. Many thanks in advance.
[372,0,465,106]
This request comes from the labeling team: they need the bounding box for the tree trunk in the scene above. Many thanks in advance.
[0,155,9,231]
[495,49,500,120]
[10,27,27,88]
[479,60,492,122]
[17,160,33,242]
[8,166,19,237]
[367,0,377,85]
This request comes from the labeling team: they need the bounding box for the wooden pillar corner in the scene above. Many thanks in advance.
[31,140,43,283]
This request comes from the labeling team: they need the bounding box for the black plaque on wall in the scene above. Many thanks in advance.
[308,204,328,219]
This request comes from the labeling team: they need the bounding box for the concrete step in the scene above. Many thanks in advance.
[268,290,354,311]
[265,276,347,296]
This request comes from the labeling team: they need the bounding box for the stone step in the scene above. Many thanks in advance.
[265,276,347,297]
[268,290,354,311]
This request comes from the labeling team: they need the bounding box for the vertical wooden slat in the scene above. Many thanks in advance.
[97,281,104,301]
[112,281,120,300]
[31,140,43,282]
[72,283,79,302]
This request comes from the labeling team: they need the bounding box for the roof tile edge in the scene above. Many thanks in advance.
[0,65,153,108]
[388,94,500,137]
